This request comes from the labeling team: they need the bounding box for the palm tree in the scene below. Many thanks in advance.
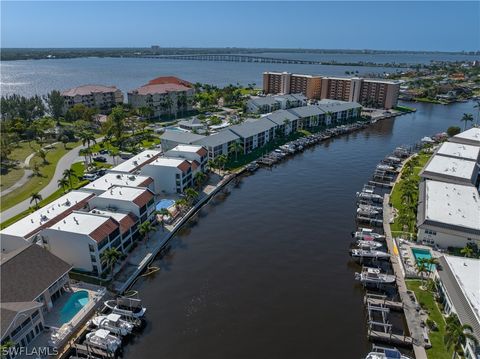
[228,141,243,161]
[100,247,122,279]
[461,245,474,258]
[79,131,96,150]
[194,171,207,189]
[57,177,69,193]
[207,159,217,172]
[416,259,429,289]
[216,154,227,171]
[154,209,170,231]
[184,188,199,205]
[62,168,77,189]
[110,148,119,165]
[138,221,154,245]
[79,147,92,166]
[30,192,43,209]
[37,148,48,165]
[474,100,480,126]
[445,313,479,358]
[175,198,189,214]
[460,113,474,130]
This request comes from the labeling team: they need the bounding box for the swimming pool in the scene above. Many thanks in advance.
[412,248,435,270]
[59,290,89,324]
[156,199,175,211]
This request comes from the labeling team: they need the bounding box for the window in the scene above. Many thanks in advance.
[88,244,95,252]
[90,255,97,263]
[98,237,108,250]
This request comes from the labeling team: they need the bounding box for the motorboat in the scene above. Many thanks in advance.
[365,345,412,359]
[357,191,383,202]
[350,248,390,260]
[354,228,385,240]
[89,314,134,336]
[357,205,381,217]
[85,329,122,352]
[356,240,383,249]
[355,267,396,285]
[376,164,395,172]
[105,297,146,319]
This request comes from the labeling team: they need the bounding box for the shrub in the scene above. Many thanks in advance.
[447,126,461,137]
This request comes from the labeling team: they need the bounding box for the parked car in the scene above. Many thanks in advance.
[99,149,109,155]
[83,173,98,181]
[93,156,107,163]
[119,152,133,159]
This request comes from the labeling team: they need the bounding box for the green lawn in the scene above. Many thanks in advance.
[1,142,43,191]
[1,142,81,211]
[406,280,452,359]
[0,163,86,229]
[390,152,432,234]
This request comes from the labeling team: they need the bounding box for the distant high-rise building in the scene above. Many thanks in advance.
[263,72,400,109]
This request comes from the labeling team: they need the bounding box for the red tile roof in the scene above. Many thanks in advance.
[139,177,154,187]
[89,218,118,243]
[119,213,138,234]
[133,83,191,96]
[132,190,154,208]
[62,85,120,97]
[196,147,208,157]
[177,160,191,173]
[191,160,200,170]
[147,76,192,88]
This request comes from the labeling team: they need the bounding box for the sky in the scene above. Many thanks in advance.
[1,1,478,51]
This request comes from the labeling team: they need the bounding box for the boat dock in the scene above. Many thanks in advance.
[367,329,413,347]
[364,293,404,311]
[356,215,383,227]
[71,343,114,358]
[366,303,413,347]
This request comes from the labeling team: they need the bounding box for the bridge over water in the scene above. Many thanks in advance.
[146,54,324,65]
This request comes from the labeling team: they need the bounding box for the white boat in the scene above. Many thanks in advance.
[90,314,134,336]
[105,297,146,319]
[85,329,121,352]
[350,248,390,260]
[357,192,383,202]
[355,267,396,285]
[354,228,385,240]
[356,240,383,249]
[376,164,395,172]
[365,345,412,359]
[357,205,381,216]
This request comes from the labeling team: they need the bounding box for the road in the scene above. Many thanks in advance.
[0,141,94,223]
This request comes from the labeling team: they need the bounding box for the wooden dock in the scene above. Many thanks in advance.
[365,295,404,311]
[368,329,413,347]
[72,343,114,358]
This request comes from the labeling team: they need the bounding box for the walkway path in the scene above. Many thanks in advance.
[0,141,95,222]
[383,194,428,359]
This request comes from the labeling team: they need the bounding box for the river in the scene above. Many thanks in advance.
[1,52,478,97]
[121,101,475,359]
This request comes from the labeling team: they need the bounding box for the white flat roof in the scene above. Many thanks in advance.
[451,127,480,146]
[83,173,151,192]
[436,142,480,162]
[96,185,148,202]
[109,150,160,173]
[424,180,480,231]
[0,191,94,238]
[168,144,203,153]
[421,155,477,181]
[89,208,130,223]
[148,157,188,168]
[49,211,111,235]
[443,255,480,323]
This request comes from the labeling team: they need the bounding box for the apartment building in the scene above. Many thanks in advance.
[419,155,479,187]
[193,130,241,161]
[263,72,322,98]
[82,173,154,196]
[108,150,161,174]
[449,127,480,147]
[265,110,300,136]
[0,191,94,253]
[247,94,307,114]
[61,85,124,113]
[165,145,208,172]
[88,186,155,223]
[417,180,480,248]
[140,157,194,194]
[1,245,71,355]
[263,71,399,109]
[128,76,194,118]
[316,100,362,124]
[229,118,278,154]
[435,142,480,163]
[160,131,206,152]
[436,256,480,359]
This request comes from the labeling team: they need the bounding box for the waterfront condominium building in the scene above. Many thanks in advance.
[61,85,124,113]
[416,180,480,248]
[40,210,139,276]
[0,190,95,253]
[0,244,71,354]
[128,76,195,118]
[435,256,480,359]
[141,157,196,194]
[262,71,400,109]
[449,127,480,147]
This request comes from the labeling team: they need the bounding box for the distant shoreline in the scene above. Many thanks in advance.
[1,47,478,62]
